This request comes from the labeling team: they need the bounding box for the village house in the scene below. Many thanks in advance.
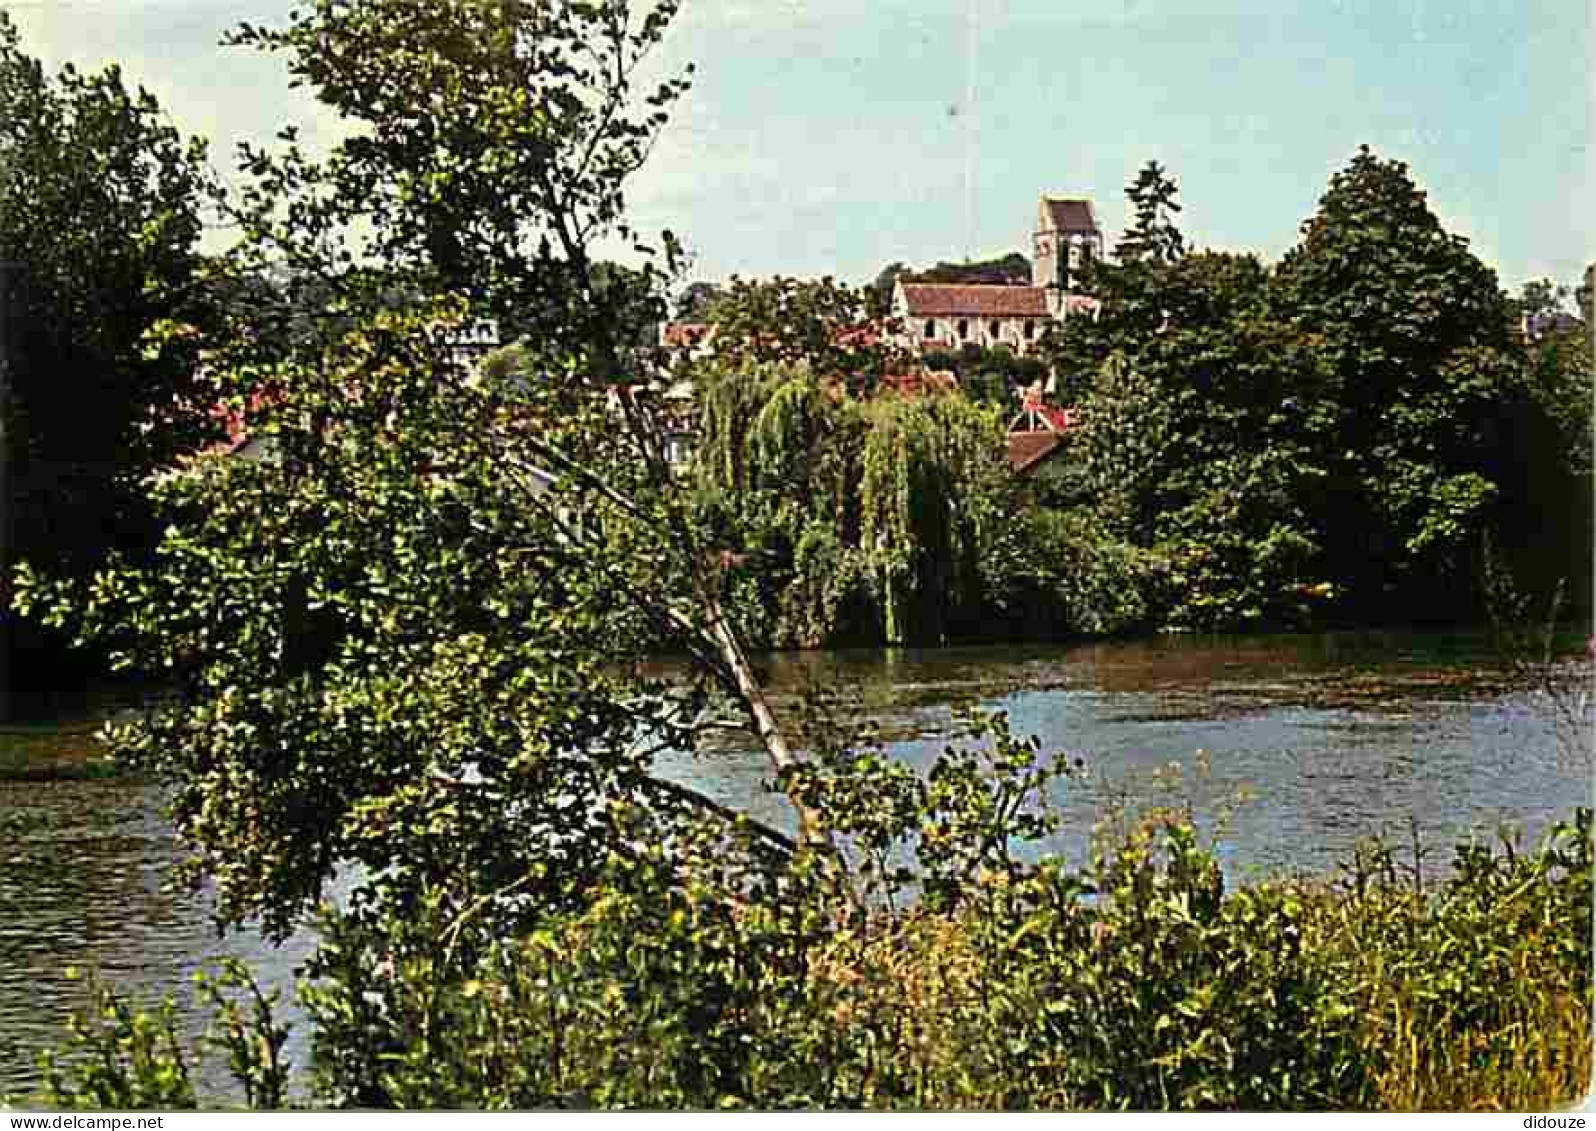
[657,320,719,361]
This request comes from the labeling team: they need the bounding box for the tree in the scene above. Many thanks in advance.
[1518,277,1569,323]
[910,251,1032,286]
[864,253,1032,320]
[1044,162,1190,398]
[15,0,859,948]
[12,4,1086,1098]
[1041,166,1341,629]
[0,12,215,699]
[865,260,909,319]
[692,359,1020,647]
[226,0,693,375]
[1273,146,1528,618]
[1114,160,1185,267]
[1510,273,1594,613]
[918,343,1042,407]
[674,279,722,321]
[697,274,904,383]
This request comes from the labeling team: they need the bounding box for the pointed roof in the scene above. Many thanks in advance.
[1038,196,1099,234]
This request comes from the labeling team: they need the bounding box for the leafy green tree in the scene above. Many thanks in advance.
[1044,162,1191,399]
[1516,276,1592,473]
[1506,274,1594,613]
[909,251,1031,286]
[1273,146,1529,618]
[1052,150,1584,625]
[918,344,1042,406]
[22,303,678,936]
[866,260,909,318]
[0,12,215,699]
[1518,277,1569,324]
[859,394,1012,644]
[865,253,1031,320]
[226,0,692,374]
[693,359,1018,647]
[674,279,722,321]
[14,0,860,950]
[1051,238,1336,627]
[698,274,904,384]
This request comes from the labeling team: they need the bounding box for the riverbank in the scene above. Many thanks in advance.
[0,724,124,782]
[15,805,1592,1111]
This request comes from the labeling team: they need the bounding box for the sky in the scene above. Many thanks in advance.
[6,0,1592,294]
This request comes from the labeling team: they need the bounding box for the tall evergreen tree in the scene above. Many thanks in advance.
[1115,160,1186,267]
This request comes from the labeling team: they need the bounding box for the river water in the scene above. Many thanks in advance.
[2,630,1590,1099]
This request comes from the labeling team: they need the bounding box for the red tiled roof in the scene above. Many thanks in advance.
[1007,430,1063,475]
[899,283,1050,318]
[660,322,717,349]
[1041,197,1098,233]
[834,323,883,347]
[1012,396,1077,437]
[1039,404,1076,431]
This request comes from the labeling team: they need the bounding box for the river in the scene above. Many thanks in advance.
[1,630,1590,1099]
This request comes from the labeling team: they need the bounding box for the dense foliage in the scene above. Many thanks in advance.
[22,763,1593,1111]
[691,362,1019,646]
[1049,151,1591,629]
[921,343,1047,405]
[0,12,215,688]
[867,251,1033,316]
[224,0,691,373]
[692,274,903,383]
[5,0,1592,1114]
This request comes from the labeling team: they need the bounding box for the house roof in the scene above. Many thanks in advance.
[834,322,885,348]
[1039,197,1099,234]
[660,321,717,349]
[898,283,1051,318]
[1007,430,1063,475]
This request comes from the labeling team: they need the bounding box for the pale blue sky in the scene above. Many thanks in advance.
[8,0,1592,294]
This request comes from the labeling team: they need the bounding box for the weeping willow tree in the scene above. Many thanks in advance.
[694,359,786,494]
[860,396,1011,644]
[694,361,1016,647]
[695,362,861,645]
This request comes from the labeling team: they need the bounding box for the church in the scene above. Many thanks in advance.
[891,195,1103,355]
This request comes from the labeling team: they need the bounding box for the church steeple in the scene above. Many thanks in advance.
[1033,196,1103,293]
